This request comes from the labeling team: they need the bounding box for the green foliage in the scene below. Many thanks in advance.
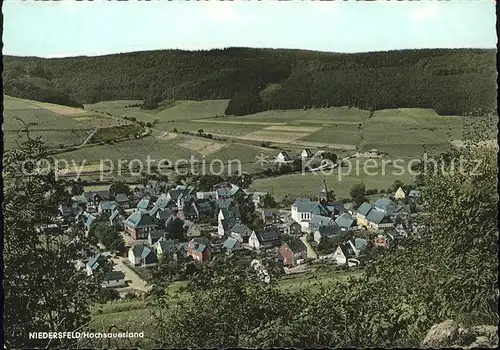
[89,219,124,253]
[3,48,495,114]
[168,218,186,242]
[350,183,367,208]
[110,181,131,197]
[225,89,263,116]
[3,130,101,347]
[262,193,278,208]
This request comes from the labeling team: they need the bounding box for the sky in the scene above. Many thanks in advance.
[3,0,497,58]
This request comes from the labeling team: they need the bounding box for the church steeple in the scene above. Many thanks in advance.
[319,177,328,203]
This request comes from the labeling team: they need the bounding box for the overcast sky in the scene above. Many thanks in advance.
[3,0,497,58]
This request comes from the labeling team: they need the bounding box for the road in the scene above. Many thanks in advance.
[300,234,318,260]
[111,256,151,293]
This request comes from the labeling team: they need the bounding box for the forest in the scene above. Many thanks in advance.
[3,47,496,115]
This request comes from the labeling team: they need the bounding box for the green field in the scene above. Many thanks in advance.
[3,95,134,150]
[85,99,230,127]
[251,159,415,201]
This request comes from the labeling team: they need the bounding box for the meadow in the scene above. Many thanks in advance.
[3,95,133,150]
[251,158,415,201]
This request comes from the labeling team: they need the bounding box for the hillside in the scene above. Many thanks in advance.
[3,48,496,116]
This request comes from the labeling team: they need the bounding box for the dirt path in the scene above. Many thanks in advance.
[300,234,318,260]
[111,256,151,292]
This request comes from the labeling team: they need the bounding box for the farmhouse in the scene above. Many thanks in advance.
[148,230,166,245]
[128,244,157,267]
[85,253,108,276]
[109,209,125,227]
[123,211,157,240]
[279,238,307,266]
[102,271,126,288]
[222,237,242,255]
[184,221,202,239]
[335,212,358,231]
[394,187,406,200]
[187,237,211,262]
[300,148,314,159]
[275,151,292,164]
[313,223,342,244]
[248,226,281,250]
[136,197,152,212]
[114,193,130,209]
[155,238,188,261]
[261,209,281,225]
[229,223,253,243]
[98,201,118,216]
[283,219,302,236]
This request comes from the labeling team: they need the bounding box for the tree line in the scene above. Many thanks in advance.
[3,48,495,116]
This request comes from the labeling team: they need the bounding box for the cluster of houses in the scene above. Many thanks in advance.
[59,179,419,289]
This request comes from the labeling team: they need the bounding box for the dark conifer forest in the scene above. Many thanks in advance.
[3,47,496,115]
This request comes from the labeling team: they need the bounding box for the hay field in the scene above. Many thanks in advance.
[86,100,229,126]
[179,139,228,156]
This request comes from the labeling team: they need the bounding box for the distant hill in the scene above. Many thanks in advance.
[3,47,496,116]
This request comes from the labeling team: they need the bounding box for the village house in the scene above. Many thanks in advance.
[72,195,88,211]
[217,205,241,237]
[123,211,157,240]
[167,185,196,204]
[394,187,406,200]
[98,201,119,216]
[187,237,211,262]
[283,219,302,236]
[300,148,314,159]
[193,199,215,221]
[102,271,126,288]
[177,202,198,221]
[279,238,308,266]
[313,223,342,244]
[155,238,188,261]
[136,197,152,212]
[261,209,282,225]
[145,180,168,196]
[184,221,202,239]
[84,191,110,210]
[83,213,96,235]
[156,208,175,223]
[291,199,329,231]
[356,199,403,231]
[229,223,253,243]
[335,212,358,231]
[109,209,125,227]
[114,193,130,209]
[275,151,292,164]
[248,226,281,250]
[85,252,109,276]
[331,238,368,265]
[196,191,217,200]
[150,194,176,214]
[148,230,167,245]
[128,244,158,267]
[214,183,243,200]
[222,237,242,255]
